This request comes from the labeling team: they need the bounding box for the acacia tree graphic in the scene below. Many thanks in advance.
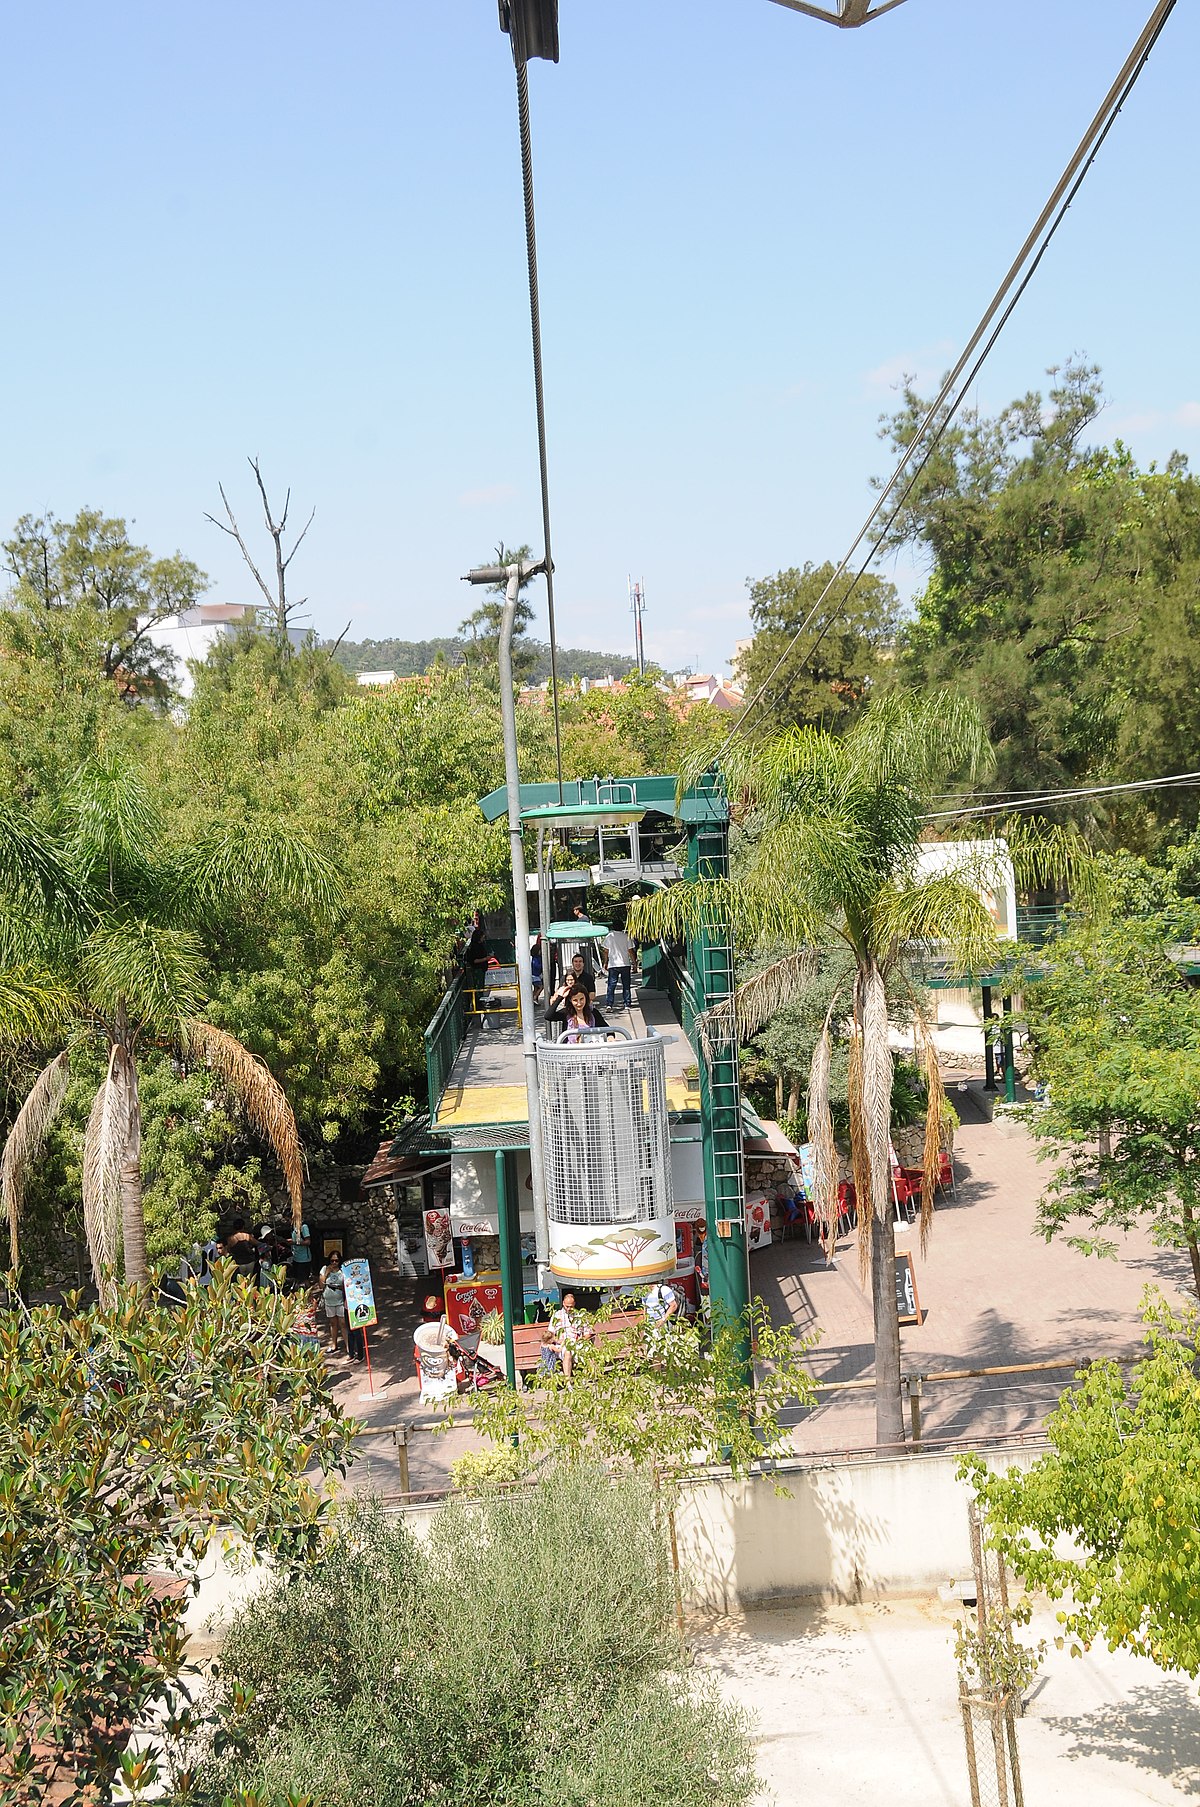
[589,1230,672,1271]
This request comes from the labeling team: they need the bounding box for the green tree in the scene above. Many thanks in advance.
[458,541,539,682]
[3,508,207,704]
[472,1297,816,1476]
[1,753,337,1291]
[884,362,1200,846]
[186,1469,756,1807]
[1021,905,1200,1298]
[967,1292,1200,1677]
[737,560,900,731]
[633,691,1004,1446]
[0,1272,354,1804]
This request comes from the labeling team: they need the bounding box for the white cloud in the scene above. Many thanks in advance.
[457,482,517,509]
[862,340,955,399]
[1106,401,1200,438]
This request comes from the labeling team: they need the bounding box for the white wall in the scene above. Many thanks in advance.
[670,1448,1042,1611]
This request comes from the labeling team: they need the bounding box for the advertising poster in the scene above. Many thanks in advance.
[444,1278,504,1339]
[423,1209,454,1270]
[745,1193,773,1251]
[341,1257,378,1330]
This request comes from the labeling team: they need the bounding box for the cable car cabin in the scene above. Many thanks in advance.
[536,1029,675,1285]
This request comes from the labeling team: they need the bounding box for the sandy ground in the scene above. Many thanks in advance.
[696,1595,1200,1805]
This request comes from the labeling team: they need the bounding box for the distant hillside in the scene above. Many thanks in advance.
[327,635,642,684]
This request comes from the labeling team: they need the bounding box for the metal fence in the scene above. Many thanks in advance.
[424,976,466,1119]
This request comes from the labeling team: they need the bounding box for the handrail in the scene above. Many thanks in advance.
[424,976,466,1119]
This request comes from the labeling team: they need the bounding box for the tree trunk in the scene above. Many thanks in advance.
[113,1026,148,1286]
[1181,1203,1200,1303]
[786,1077,801,1120]
[859,962,903,1448]
[775,1075,784,1118]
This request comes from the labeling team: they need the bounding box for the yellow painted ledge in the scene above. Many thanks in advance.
[434,1076,696,1128]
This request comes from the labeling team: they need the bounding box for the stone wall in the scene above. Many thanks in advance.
[265,1170,400,1275]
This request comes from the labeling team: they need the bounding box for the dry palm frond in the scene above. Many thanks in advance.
[860,965,893,1219]
[83,1048,124,1303]
[183,1019,305,1227]
[694,947,819,1062]
[912,1010,945,1257]
[2,1052,70,1271]
[807,1018,839,1262]
[847,1027,872,1284]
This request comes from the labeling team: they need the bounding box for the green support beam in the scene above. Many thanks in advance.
[685,776,750,1380]
[495,1149,521,1390]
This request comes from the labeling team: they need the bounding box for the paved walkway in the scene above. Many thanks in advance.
[697,1597,1200,1807]
[756,1078,1190,1453]
[330,1077,1193,1483]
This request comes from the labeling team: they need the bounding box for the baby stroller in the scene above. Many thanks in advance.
[413,1322,502,1404]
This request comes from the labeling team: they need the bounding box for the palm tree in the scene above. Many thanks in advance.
[1,754,338,1297]
[632,691,1012,1447]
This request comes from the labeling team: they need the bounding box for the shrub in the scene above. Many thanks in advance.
[187,1468,757,1807]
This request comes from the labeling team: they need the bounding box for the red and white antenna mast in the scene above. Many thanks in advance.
[628,575,647,676]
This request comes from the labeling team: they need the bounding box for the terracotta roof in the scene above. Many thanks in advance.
[360,1114,448,1190]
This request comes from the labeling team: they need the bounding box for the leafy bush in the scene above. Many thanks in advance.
[448,1444,527,1493]
[0,1271,354,1804]
[187,1468,757,1807]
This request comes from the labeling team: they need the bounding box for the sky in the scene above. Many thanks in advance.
[0,1,1195,676]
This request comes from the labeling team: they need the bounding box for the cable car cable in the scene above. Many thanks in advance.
[513,55,565,802]
[716,0,1179,757]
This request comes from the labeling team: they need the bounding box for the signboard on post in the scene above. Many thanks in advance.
[342,1257,378,1330]
[894,1252,923,1326]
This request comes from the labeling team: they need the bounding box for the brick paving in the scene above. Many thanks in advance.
[331,1076,1193,1482]
[757,1078,1192,1453]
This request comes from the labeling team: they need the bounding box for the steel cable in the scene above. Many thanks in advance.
[515,58,564,801]
[718,0,1179,757]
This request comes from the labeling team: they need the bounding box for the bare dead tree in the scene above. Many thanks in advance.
[206,458,315,645]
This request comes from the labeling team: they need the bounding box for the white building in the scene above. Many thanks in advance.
[145,602,307,697]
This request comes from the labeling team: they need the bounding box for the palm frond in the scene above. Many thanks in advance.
[0,807,88,930]
[182,1020,304,1226]
[846,1026,872,1284]
[704,949,819,1050]
[81,915,205,1036]
[82,1049,124,1302]
[994,815,1099,902]
[64,752,162,892]
[174,822,341,920]
[2,1052,70,1271]
[807,1019,839,1261]
[859,965,893,1233]
[912,1010,943,1257]
[874,874,1000,977]
[0,966,74,1045]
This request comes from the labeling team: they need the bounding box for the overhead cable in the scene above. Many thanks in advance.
[719,0,1179,756]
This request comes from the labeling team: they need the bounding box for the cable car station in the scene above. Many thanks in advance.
[422,772,751,1375]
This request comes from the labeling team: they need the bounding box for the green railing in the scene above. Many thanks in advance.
[424,976,466,1123]
[1015,904,1066,948]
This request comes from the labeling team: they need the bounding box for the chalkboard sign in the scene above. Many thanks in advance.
[894,1252,923,1326]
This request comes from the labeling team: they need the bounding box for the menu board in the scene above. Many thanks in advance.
[895,1252,923,1326]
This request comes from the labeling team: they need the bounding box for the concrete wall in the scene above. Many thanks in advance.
[671,1447,1042,1612]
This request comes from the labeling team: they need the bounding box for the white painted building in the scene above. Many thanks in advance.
[145,601,307,698]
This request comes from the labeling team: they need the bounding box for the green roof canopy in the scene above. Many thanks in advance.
[544,920,608,942]
[520,802,644,828]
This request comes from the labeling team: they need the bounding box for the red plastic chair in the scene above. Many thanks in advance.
[937,1149,956,1194]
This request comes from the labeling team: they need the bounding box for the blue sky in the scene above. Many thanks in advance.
[0,1,1194,674]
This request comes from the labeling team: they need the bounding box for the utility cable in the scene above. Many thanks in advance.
[719,0,1179,755]
[514,57,564,802]
[922,767,1200,823]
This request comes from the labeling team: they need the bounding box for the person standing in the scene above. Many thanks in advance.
[463,910,491,1024]
[320,1251,349,1356]
[289,1216,313,1290]
[603,916,634,1011]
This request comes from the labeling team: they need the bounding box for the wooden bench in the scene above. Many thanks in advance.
[510,1308,645,1374]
